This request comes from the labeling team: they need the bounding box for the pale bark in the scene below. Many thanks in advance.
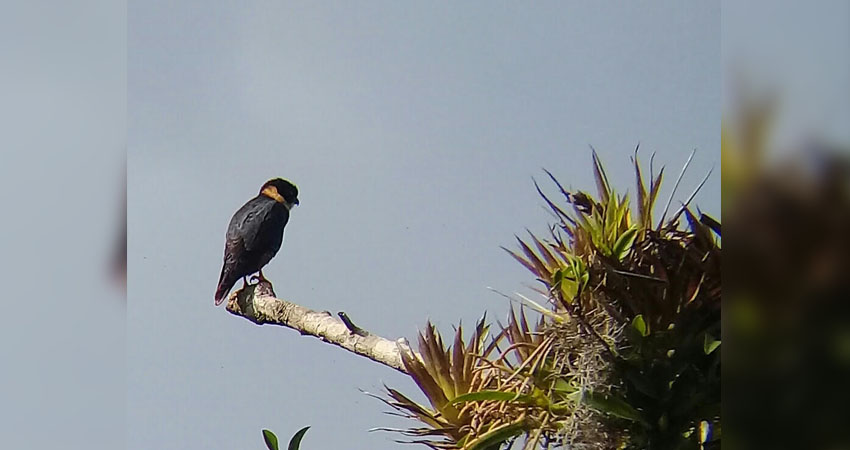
[225,281,412,374]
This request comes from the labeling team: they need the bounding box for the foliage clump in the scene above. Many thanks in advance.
[382,151,721,449]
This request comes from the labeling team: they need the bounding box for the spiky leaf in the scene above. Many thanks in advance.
[591,148,611,204]
[450,390,539,406]
[464,418,528,450]
[612,226,639,261]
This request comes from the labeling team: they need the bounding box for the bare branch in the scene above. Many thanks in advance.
[225,281,413,374]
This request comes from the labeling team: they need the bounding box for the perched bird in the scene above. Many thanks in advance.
[215,178,299,305]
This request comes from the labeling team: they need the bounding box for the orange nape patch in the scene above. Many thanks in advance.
[261,185,285,203]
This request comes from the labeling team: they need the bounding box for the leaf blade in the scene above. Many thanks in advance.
[464,418,528,450]
[262,429,279,450]
[590,147,611,204]
[704,333,721,355]
[580,391,644,423]
[612,226,639,261]
[288,426,310,450]
[449,390,538,406]
[632,314,649,337]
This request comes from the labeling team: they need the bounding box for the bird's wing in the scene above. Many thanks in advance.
[228,197,285,253]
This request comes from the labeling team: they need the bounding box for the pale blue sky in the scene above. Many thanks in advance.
[722,0,850,149]
[129,3,719,449]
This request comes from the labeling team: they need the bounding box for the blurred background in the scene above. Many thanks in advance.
[0,1,125,449]
[723,1,850,448]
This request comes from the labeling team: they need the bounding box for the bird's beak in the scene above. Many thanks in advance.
[293,198,300,206]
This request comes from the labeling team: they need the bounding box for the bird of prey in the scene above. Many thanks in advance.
[215,178,299,305]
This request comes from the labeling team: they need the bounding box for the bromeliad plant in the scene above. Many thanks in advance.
[383,150,721,449]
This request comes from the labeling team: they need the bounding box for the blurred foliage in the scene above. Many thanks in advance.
[384,151,721,449]
[724,91,850,449]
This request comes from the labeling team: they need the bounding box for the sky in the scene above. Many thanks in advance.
[722,0,850,151]
[128,3,719,449]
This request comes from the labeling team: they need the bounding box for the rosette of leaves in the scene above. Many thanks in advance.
[376,315,524,449]
[505,150,721,449]
[384,150,720,449]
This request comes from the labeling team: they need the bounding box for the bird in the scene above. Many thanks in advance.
[215,178,299,305]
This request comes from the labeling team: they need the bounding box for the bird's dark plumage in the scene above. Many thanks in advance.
[215,178,299,305]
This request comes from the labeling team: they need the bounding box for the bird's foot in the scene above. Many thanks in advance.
[249,270,269,284]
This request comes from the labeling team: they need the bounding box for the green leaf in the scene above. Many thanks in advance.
[648,166,664,225]
[449,390,538,406]
[560,278,577,303]
[580,390,644,423]
[612,226,639,260]
[605,192,619,243]
[288,426,310,450]
[464,418,527,450]
[551,268,564,288]
[703,334,721,355]
[632,314,649,337]
[262,430,279,450]
[572,257,589,291]
[552,378,578,394]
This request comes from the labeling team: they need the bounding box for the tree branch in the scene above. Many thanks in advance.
[225,281,412,374]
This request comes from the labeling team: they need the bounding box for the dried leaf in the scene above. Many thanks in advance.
[542,167,573,205]
[659,148,696,228]
[668,167,714,226]
[534,177,572,224]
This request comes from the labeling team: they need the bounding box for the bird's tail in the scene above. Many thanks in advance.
[214,267,236,306]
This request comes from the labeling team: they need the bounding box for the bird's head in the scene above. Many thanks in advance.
[260,178,300,210]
